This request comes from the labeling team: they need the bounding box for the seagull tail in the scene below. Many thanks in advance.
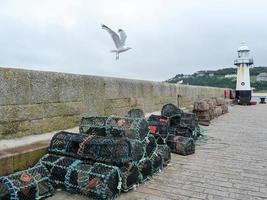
[110,50,117,53]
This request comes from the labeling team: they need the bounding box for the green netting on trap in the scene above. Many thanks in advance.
[136,158,153,182]
[147,115,168,138]
[49,131,145,165]
[161,103,183,118]
[119,163,141,192]
[168,126,195,139]
[49,131,87,158]
[144,134,158,158]
[78,136,145,165]
[106,116,149,140]
[166,135,195,156]
[180,112,201,137]
[67,162,120,200]
[39,154,121,200]
[39,154,77,189]
[0,164,54,200]
[125,108,145,118]
[157,144,171,166]
[79,116,108,136]
[149,151,163,173]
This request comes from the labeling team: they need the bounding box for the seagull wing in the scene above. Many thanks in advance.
[102,24,121,49]
[118,29,127,46]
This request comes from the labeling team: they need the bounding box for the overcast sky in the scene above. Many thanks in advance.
[0,0,266,81]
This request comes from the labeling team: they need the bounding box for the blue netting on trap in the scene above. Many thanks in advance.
[39,154,121,200]
[0,164,54,200]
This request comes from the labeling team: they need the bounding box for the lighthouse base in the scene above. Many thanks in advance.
[235,90,252,105]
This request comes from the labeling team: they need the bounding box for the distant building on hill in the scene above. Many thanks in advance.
[195,70,214,77]
[256,72,267,82]
[225,74,237,78]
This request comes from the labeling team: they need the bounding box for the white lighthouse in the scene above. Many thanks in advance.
[234,42,253,104]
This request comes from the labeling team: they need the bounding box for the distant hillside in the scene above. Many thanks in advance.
[166,66,267,91]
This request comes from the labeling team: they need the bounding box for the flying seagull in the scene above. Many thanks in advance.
[102,24,131,60]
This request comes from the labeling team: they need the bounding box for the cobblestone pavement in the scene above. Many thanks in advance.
[49,104,267,200]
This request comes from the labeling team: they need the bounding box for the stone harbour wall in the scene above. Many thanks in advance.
[0,67,226,138]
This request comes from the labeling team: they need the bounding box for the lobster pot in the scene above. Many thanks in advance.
[137,158,153,182]
[49,131,87,158]
[0,164,54,200]
[147,115,168,138]
[221,104,228,114]
[144,135,158,158]
[67,162,121,200]
[181,113,198,129]
[181,113,200,137]
[78,136,145,165]
[211,97,225,106]
[39,154,120,200]
[120,163,141,192]
[39,154,79,189]
[106,116,149,140]
[79,115,108,136]
[193,101,210,111]
[166,135,195,156]
[169,114,182,127]
[169,126,195,139]
[161,103,183,118]
[157,145,171,166]
[126,108,145,118]
[149,152,163,173]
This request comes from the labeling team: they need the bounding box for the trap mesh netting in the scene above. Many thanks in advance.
[125,108,145,118]
[79,116,149,141]
[78,136,145,165]
[0,164,54,200]
[79,116,108,136]
[49,131,145,165]
[157,144,171,167]
[39,154,121,200]
[136,158,153,182]
[180,113,201,137]
[106,116,149,140]
[119,163,141,192]
[147,115,168,138]
[161,103,183,118]
[1,109,173,200]
[166,135,195,156]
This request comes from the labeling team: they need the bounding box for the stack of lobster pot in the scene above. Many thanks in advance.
[0,111,170,200]
[78,114,171,191]
[193,97,228,126]
[39,113,170,199]
[212,97,228,115]
[147,103,197,156]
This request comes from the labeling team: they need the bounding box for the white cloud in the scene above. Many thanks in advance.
[0,0,266,81]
